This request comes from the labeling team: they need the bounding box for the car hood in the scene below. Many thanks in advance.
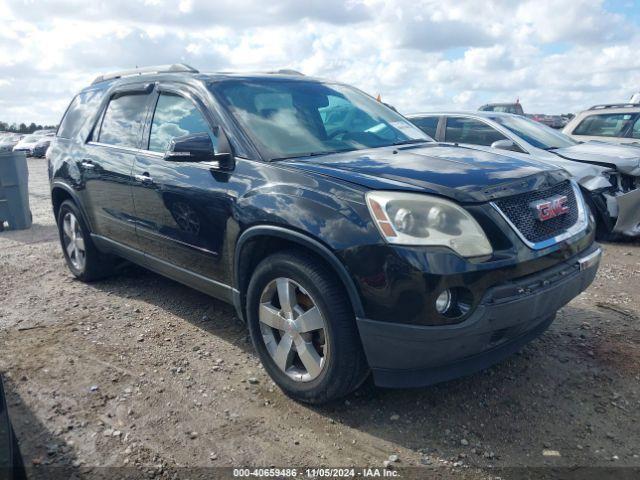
[552,141,640,176]
[283,143,567,203]
[15,140,39,147]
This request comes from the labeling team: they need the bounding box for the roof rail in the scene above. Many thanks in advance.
[270,69,305,76]
[92,63,199,85]
[588,103,640,110]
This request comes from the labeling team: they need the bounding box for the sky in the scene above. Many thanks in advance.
[1,0,639,125]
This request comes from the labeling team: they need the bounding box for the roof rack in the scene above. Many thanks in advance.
[91,63,199,85]
[269,69,305,76]
[588,103,640,110]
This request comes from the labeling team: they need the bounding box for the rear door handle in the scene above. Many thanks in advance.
[135,173,153,184]
[80,160,95,169]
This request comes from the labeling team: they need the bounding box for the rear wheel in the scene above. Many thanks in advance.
[57,200,114,281]
[246,251,368,404]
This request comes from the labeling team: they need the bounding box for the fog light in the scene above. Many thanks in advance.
[435,289,452,314]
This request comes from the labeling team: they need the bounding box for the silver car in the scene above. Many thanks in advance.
[563,104,640,146]
[13,131,56,156]
[408,111,640,239]
[0,134,24,153]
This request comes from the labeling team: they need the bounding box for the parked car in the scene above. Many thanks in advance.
[408,112,640,239]
[49,64,600,403]
[12,132,51,156]
[32,136,53,158]
[563,104,640,145]
[529,114,565,129]
[479,102,524,115]
[0,134,24,153]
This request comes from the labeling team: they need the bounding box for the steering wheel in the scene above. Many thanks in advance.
[328,129,349,139]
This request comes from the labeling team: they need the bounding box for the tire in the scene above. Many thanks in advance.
[56,200,114,281]
[246,250,369,404]
[583,192,619,242]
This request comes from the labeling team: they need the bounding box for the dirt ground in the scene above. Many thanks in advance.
[1,158,639,479]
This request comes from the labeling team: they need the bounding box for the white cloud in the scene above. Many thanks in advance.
[0,0,639,125]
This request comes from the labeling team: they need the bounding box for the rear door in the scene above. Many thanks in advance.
[131,83,231,281]
[82,85,155,249]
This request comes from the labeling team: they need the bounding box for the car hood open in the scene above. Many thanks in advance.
[552,142,640,176]
[283,143,568,203]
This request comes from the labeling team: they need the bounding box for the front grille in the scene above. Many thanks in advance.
[494,180,579,244]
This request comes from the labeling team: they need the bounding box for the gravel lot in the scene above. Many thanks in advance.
[1,158,639,478]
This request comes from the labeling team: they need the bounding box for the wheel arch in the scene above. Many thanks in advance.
[51,182,91,229]
[233,225,365,322]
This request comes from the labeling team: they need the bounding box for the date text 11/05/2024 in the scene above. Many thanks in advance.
[233,467,400,477]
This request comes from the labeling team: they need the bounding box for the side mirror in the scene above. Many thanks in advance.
[164,128,235,171]
[491,139,520,152]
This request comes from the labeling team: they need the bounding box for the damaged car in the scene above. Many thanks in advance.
[408,112,640,239]
[49,65,601,403]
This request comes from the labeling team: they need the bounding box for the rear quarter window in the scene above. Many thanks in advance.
[57,89,104,139]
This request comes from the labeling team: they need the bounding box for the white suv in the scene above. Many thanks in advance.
[563,104,640,145]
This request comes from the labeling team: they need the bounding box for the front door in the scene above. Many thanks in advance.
[131,88,231,281]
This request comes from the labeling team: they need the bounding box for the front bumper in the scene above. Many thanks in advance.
[356,245,601,388]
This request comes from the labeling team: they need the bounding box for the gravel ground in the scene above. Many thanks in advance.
[1,158,639,479]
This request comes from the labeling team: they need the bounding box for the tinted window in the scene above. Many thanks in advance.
[98,93,151,148]
[148,94,214,152]
[57,89,103,139]
[445,117,507,146]
[410,117,438,139]
[573,113,635,137]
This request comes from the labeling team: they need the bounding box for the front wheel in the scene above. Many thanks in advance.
[246,251,368,404]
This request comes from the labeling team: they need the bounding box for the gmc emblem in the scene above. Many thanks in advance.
[530,195,569,222]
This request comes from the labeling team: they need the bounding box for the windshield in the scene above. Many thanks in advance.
[492,115,577,149]
[212,79,430,160]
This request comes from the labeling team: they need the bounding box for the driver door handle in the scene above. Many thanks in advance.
[135,173,154,184]
[80,160,95,169]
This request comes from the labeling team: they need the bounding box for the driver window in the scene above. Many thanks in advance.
[148,93,216,153]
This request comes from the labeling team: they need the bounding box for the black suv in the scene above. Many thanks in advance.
[49,64,601,403]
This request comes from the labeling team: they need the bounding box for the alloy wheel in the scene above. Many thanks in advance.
[62,212,86,271]
[258,277,328,382]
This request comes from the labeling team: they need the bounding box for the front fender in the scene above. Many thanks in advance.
[235,184,378,250]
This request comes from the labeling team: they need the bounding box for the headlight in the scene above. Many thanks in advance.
[366,191,493,257]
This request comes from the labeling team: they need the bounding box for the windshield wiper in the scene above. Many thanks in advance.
[391,139,431,146]
[270,149,356,161]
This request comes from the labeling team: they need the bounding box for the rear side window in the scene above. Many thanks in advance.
[410,117,438,139]
[98,93,151,148]
[445,117,507,146]
[57,89,103,139]
[573,113,635,137]
[148,93,215,153]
